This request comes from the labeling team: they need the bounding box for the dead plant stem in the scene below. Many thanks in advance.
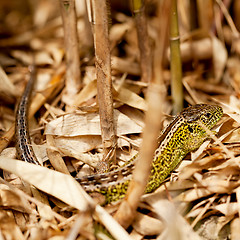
[92,0,116,172]
[133,0,152,83]
[59,0,81,105]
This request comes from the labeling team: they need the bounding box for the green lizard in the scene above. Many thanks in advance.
[77,104,223,204]
[15,70,223,204]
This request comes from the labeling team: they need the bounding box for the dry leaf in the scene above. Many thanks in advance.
[0,185,34,213]
[231,218,240,240]
[214,202,239,216]
[114,85,147,111]
[132,212,163,236]
[73,79,97,107]
[111,56,140,76]
[175,188,213,202]
[0,157,131,240]
[146,199,202,240]
[0,157,90,211]
[0,211,25,240]
[45,109,142,136]
[0,66,16,98]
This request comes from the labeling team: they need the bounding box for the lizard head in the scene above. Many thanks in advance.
[181,104,223,129]
[179,104,223,152]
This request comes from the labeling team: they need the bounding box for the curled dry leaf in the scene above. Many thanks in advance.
[54,135,102,154]
[111,56,141,76]
[175,188,213,202]
[109,22,133,45]
[45,109,142,137]
[114,85,148,111]
[132,212,163,236]
[44,109,143,166]
[73,79,97,107]
[0,157,91,212]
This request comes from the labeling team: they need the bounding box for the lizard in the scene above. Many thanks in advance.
[15,65,223,204]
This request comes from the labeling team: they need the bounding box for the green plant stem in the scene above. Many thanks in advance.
[170,0,183,114]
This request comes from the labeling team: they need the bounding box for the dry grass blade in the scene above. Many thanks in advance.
[215,0,239,38]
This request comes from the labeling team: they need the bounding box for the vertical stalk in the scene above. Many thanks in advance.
[132,0,152,83]
[59,0,81,104]
[114,0,171,229]
[170,0,183,114]
[91,0,116,172]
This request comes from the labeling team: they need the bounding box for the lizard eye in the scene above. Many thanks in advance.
[205,112,211,118]
[188,126,194,133]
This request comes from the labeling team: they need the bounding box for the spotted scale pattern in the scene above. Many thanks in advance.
[78,104,223,204]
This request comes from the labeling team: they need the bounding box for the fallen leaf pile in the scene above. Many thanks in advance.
[1,1,240,239]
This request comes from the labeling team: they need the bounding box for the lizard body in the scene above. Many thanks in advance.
[15,66,223,204]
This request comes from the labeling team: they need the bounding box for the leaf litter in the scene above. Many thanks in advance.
[0,1,240,239]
